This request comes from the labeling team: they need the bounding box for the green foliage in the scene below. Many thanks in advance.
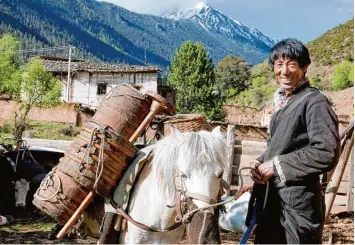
[307,19,354,66]
[330,60,354,91]
[215,55,251,100]
[309,76,324,90]
[12,57,62,138]
[250,60,274,80]
[58,124,81,137]
[21,57,62,108]
[348,65,354,84]
[0,34,21,96]
[0,120,80,141]
[231,59,277,108]
[234,84,278,109]
[0,34,62,138]
[168,41,224,120]
[251,76,267,87]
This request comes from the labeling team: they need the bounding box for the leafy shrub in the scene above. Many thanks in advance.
[330,60,354,91]
[309,76,324,90]
[58,124,80,137]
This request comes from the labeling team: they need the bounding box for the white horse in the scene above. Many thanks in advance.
[116,127,228,244]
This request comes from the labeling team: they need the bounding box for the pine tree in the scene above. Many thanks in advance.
[168,41,223,120]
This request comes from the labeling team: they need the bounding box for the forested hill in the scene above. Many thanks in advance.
[307,19,354,66]
[0,0,274,69]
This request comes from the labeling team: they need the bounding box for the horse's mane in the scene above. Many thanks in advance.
[148,130,227,201]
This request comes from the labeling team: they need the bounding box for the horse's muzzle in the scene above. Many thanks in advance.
[186,210,221,244]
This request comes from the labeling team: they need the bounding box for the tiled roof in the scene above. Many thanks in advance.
[42,58,160,73]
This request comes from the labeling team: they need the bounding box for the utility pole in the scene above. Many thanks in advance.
[144,48,147,64]
[66,45,72,102]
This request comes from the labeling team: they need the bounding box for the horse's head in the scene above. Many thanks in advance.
[151,126,227,243]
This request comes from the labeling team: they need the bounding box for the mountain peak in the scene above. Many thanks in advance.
[163,4,276,48]
[162,3,213,20]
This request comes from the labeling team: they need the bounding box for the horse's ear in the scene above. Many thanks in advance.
[169,125,180,135]
[212,126,222,135]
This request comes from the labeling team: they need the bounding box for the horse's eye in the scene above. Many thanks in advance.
[218,171,224,179]
[181,173,188,179]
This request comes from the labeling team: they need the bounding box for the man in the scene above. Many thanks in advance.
[247,38,340,244]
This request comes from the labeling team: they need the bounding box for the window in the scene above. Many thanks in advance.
[97,83,107,95]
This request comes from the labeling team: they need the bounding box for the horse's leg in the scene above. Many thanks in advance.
[98,213,120,244]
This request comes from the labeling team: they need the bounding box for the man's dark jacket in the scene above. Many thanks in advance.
[247,83,341,244]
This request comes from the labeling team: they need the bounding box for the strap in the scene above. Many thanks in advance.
[185,192,216,204]
[116,207,182,232]
[281,91,314,119]
[271,91,314,137]
[239,203,258,244]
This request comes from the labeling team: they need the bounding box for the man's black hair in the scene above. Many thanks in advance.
[268,38,311,68]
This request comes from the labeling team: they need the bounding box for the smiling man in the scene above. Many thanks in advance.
[247,38,341,244]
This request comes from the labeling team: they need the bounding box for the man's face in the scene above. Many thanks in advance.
[273,57,308,90]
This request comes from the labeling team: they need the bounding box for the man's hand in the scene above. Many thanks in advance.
[249,160,265,185]
[258,160,274,182]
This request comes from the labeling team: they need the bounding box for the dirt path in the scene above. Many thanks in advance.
[0,211,353,244]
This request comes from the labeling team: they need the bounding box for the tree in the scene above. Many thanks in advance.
[0,34,22,96]
[215,55,251,100]
[230,59,277,109]
[330,60,354,91]
[309,76,324,90]
[168,41,223,120]
[13,57,62,138]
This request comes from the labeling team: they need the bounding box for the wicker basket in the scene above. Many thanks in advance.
[163,114,212,136]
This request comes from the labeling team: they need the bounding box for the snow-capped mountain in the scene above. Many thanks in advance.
[164,4,276,50]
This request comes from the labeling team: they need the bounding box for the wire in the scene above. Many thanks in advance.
[0,45,73,54]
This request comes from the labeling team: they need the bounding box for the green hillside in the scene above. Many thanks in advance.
[307,19,354,66]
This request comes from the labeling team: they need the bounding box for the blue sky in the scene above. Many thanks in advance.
[101,0,354,42]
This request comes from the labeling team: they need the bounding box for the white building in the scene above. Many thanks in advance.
[42,57,160,108]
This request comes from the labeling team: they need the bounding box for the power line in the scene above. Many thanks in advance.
[0,45,73,54]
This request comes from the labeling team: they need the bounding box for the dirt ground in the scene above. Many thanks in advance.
[0,211,353,244]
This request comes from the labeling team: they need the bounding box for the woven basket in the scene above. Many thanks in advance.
[163,114,212,136]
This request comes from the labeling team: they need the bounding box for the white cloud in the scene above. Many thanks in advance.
[99,0,207,15]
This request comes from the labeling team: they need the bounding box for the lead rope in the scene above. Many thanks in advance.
[175,167,269,224]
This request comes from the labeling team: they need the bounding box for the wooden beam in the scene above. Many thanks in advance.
[325,132,354,221]
[346,149,354,211]
[223,124,236,196]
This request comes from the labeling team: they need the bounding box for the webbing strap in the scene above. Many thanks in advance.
[239,203,258,244]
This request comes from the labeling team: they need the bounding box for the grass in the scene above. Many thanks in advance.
[0,120,80,141]
[0,220,56,233]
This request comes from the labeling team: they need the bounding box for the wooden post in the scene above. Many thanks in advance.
[325,132,354,221]
[223,124,236,196]
[346,149,354,211]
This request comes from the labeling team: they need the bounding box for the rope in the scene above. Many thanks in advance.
[34,169,62,201]
[94,128,106,189]
[78,128,97,175]
[176,167,270,223]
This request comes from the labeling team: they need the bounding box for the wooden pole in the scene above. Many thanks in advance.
[325,132,354,221]
[57,98,164,239]
[129,100,161,142]
[56,191,95,239]
[346,149,354,211]
[223,124,236,197]
[66,46,72,102]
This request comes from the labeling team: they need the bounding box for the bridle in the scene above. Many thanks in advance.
[116,170,232,233]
